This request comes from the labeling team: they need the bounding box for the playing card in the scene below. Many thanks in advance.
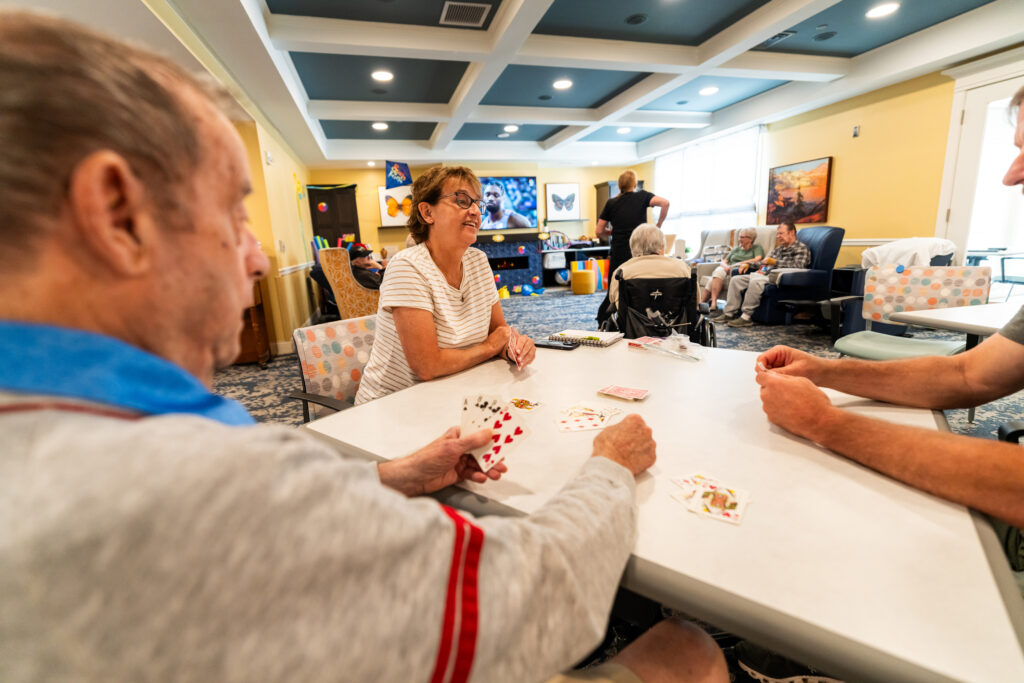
[510,397,541,412]
[694,486,749,525]
[470,406,531,472]
[670,472,718,500]
[556,404,621,432]
[598,385,650,401]
[461,394,503,434]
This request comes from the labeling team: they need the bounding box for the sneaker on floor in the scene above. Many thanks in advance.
[735,641,843,683]
[727,317,754,328]
[708,310,727,320]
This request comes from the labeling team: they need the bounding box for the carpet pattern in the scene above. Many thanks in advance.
[213,288,1022,440]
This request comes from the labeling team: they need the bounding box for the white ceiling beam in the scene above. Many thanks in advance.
[542,0,843,152]
[469,105,710,128]
[515,34,698,72]
[430,0,554,150]
[267,14,491,61]
[711,51,850,82]
[636,0,1024,160]
[308,100,451,122]
[319,138,640,166]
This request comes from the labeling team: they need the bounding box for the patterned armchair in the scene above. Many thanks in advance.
[289,315,376,421]
[319,248,380,319]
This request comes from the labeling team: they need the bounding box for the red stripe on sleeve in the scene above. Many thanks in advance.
[450,517,484,683]
[429,505,467,683]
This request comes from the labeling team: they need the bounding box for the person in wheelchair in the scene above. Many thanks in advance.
[607,223,690,317]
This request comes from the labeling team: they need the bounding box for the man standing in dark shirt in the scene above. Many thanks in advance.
[595,169,670,324]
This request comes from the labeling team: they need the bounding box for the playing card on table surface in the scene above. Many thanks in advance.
[509,397,541,412]
[556,403,622,432]
[469,405,531,473]
[597,385,650,401]
[670,472,751,525]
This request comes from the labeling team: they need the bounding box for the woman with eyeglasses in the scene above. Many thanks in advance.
[356,166,536,404]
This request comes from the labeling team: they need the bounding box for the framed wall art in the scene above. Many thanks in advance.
[545,183,580,222]
[378,186,412,227]
[766,157,832,224]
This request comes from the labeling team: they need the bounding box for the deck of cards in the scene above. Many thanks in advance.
[556,403,622,432]
[598,385,650,401]
[461,394,531,473]
[670,472,750,525]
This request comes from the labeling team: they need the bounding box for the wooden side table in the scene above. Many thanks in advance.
[235,283,272,367]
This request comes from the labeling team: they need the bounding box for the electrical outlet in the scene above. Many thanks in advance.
[277,240,286,253]
[852,125,860,138]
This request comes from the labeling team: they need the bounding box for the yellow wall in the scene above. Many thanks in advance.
[236,121,315,348]
[308,160,657,255]
[760,72,954,266]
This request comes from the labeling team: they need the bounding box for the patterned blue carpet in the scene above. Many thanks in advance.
[214,287,1022,440]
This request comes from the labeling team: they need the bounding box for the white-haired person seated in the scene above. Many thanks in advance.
[699,227,764,307]
[607,223,691,315]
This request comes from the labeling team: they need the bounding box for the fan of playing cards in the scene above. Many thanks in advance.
[461,394,531,473]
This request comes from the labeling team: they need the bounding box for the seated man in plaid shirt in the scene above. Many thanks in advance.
[712,222,812,328]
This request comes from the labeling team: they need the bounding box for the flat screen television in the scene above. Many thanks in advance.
[478,176,537,230]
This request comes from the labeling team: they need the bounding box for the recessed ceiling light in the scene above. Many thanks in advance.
[699,86,719,96]
[553,79,573,90]
[371,70,393,82]
[676,100,688,106]
[866,2,899,19]
[367,161,376,166]
[497,133,510,138]
[538,94,552,101]
[503,124,519,133]
[371,122,388,131]
[625,13,647,25]
[616,127,631,134]
[591,161,599,166]
[813,31,837,41]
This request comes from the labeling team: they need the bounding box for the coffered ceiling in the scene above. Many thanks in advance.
[16,0,1024,168]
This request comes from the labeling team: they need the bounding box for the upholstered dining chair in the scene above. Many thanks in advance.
[289,315,376,422]
[319,247,380,319]
[833,265,991,360]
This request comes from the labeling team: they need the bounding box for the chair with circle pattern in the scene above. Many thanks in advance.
[833,264,991,360]
[289,315,376,422]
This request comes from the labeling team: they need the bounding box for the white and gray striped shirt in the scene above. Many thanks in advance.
[355,244,498,404]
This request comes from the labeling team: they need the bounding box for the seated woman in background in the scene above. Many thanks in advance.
[607,223,691,314]
[355,166,536,404]
[699,227,763,306]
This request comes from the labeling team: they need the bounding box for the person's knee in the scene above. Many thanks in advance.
[611,618,727,683]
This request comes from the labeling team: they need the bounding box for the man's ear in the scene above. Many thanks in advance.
[66,151,158,276]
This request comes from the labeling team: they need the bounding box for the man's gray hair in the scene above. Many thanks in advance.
[0,10,231,264]
[739,227,757,240]
[629,223,665,257]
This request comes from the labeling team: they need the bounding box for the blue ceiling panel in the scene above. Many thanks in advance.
[291,52,467,102]
[580,126,668,142]
[266,0,499,30]
[482,65,649,108]
[535,0,770,45]
[454,123,565,141]
[641,75,787,112]
[321,120,437,140]
[759,0,997,58]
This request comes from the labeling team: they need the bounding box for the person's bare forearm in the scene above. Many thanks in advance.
[809,407,1024,527]
[810,355,978,409]
[409,339,501,381]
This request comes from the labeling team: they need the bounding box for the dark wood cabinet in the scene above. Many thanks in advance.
[235,283,272,367]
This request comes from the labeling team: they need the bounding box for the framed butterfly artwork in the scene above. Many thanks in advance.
[545,183,580,221]
[378,186,412,227]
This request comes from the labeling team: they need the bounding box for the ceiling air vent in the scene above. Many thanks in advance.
[760,30,796,48]
[439,1,491,28]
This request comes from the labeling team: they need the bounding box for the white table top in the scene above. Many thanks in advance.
[305,344,1024,682]
[888,301,1021,337]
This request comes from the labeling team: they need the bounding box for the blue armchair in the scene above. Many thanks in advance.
[751,226,845,325]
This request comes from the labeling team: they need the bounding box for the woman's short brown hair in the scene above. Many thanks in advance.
[617,169,638,193]
[407,165,482,243]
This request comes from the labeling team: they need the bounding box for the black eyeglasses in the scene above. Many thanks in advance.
[439,190,486,213]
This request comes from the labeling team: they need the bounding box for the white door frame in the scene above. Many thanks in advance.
[935,46,1024,252]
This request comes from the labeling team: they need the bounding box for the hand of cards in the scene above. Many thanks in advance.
[461,394,531,473]
[670,472,751,525]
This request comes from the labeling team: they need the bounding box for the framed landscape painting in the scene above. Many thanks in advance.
[766,157,832,224]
